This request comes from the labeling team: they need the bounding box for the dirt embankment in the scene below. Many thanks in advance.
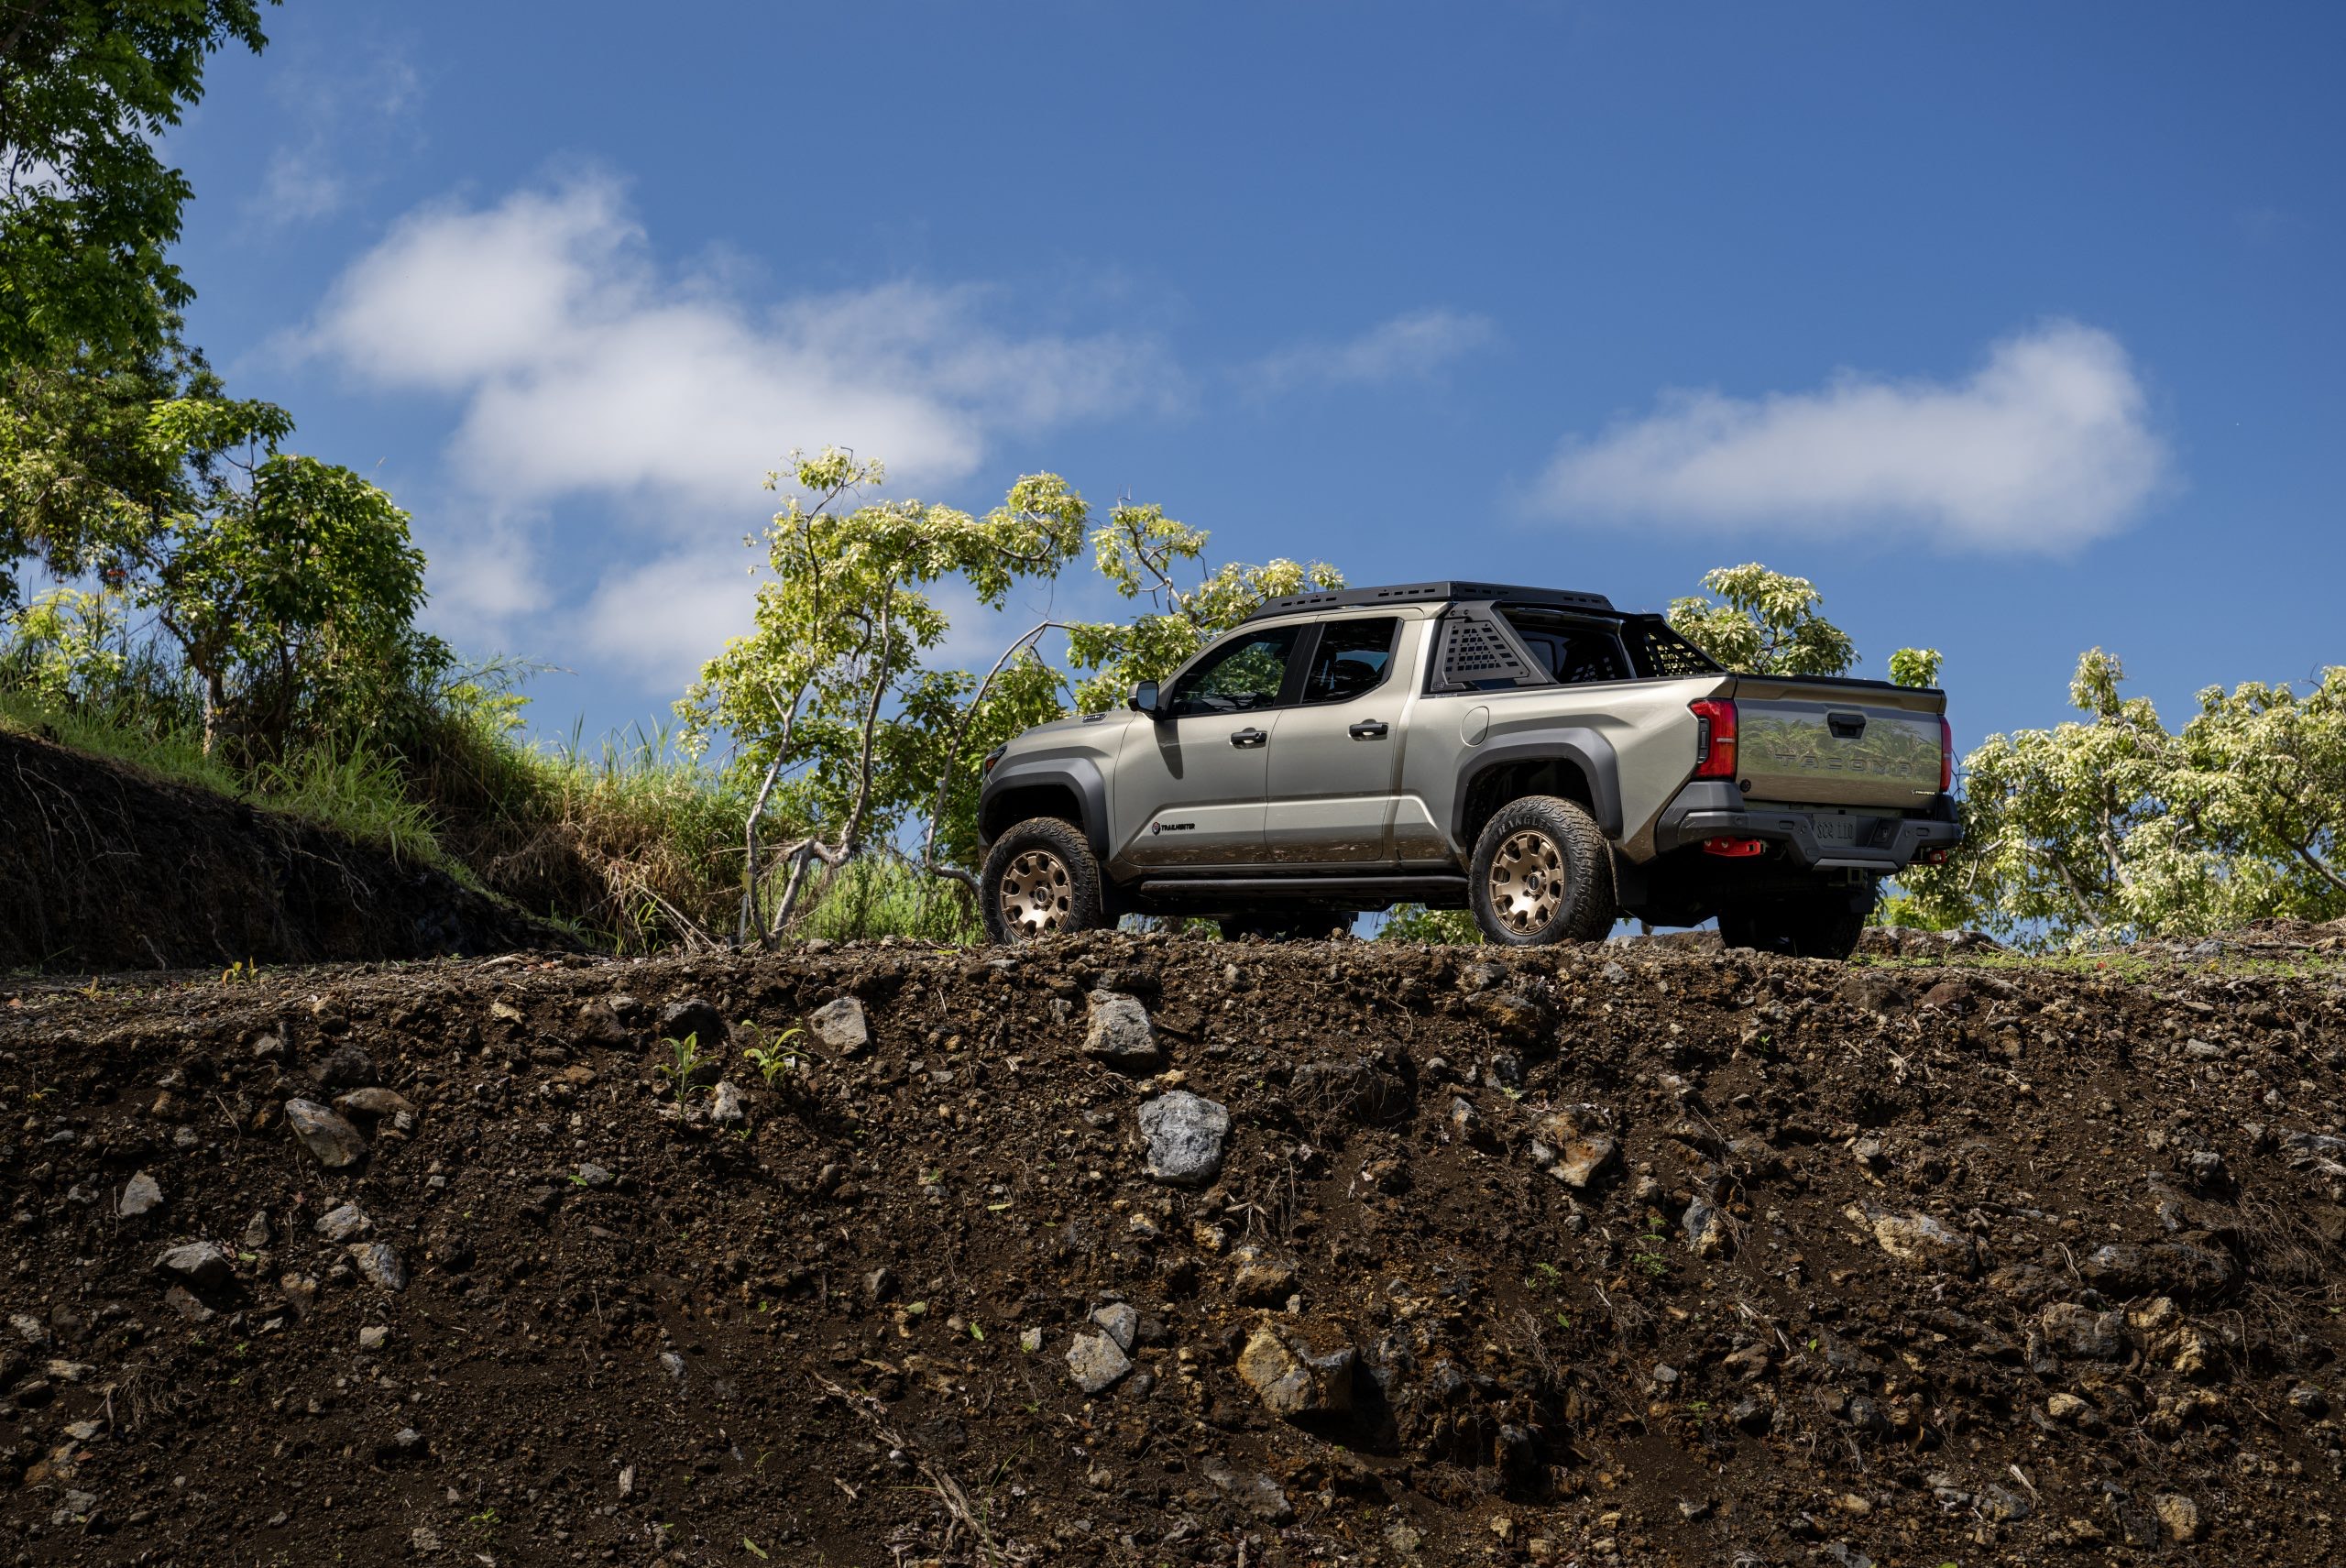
[0,730,568,971]
[3,931,2346,1565]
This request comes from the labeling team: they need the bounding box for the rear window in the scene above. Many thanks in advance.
[1499,610,1631,685]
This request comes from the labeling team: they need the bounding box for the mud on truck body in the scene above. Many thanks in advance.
[976,582,1958,958]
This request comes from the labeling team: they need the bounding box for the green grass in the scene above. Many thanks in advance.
[0,686,444,867]
[802,853,981,945]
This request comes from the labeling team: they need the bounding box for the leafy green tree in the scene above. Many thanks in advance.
[129,395,433,758]
[2,1,273,366]
[1900,651,2346,943]
[1667,564,1857,677]
[1063,500,1341,713]
[675,450,1087,943]
[0,323,218,606]
[1667,562,1941,686]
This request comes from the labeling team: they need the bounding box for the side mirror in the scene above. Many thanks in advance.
[1130,681,1162,718]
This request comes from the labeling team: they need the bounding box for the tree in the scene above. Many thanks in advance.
[0,320,219,607]
[1062,499,1341,713]
[2,1,273,366]
[1898,651,2346,943]
[131,395,433,758]
[1666,562,1941,685]
[1667,564,1857,677]
[675,450,1087,944]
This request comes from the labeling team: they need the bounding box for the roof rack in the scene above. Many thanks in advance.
[1241,581,1617,623]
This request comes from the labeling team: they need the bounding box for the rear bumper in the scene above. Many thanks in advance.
[1652,782,1959,872]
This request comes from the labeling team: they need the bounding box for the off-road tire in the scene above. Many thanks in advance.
[1468,795,1616,947]
[980,817,1106,944]
[1717,890,1872,959]
[1218,907,1355,942]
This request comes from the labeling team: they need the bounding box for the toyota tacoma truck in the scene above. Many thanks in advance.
[975,581,1958,957]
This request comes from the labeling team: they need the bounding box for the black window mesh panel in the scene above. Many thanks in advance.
[1439,619,1535,686]
[1623,621,1719,677]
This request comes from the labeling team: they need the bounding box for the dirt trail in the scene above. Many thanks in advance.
[3,928,2345,1565]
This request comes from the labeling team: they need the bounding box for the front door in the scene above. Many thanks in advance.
[1265,616,1407,863]
[1113,624,1304,870]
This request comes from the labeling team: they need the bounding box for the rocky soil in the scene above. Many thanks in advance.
[4,926,2346,1565]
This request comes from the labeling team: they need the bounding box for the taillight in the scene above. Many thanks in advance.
[982,744,1006,774]
[1702,836,1766,858]
[1690,698,1738,780]
[1937,716,1954,793]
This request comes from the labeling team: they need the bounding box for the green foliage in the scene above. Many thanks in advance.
[740,1025,805,1089]
[0,325,220,606]
[1376,903,1482,944]
[802,853,982,945]
[0,1,272,367]
[653,1033,711,1097]
[1666,564,1856,677]
[1888,646,1944,688]
[1063,500,1342,713]
[1902,651,2346,943]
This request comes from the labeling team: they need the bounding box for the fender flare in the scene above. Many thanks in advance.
[979,754,1111,859]
[1453,729,1624,842]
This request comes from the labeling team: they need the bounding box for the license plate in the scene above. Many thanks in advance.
[1814,815,1861,845]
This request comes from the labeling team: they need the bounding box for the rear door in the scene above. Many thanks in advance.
[1113,623,1305,870]
[1263,615,1410,863]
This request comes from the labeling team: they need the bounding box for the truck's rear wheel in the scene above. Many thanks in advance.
[1718,889,1871,959]
[980,817,1106,943]
[1468,795,1615,947]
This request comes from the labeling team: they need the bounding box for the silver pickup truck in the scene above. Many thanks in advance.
[975,581,1957,957]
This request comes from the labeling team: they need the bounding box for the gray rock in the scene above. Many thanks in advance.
[1979,1484,2034,1523]
[358,1325,389,1350]
[1065,1331,1132,1394]
[314,1043,377,1089]
[117,1171,163,1218]
[2039,1301,2127,1360]
[242,1210,273,1250]
[576,1162,614,1189]
[806,996,870,1056]
[709,1080,749,1128]
[1019,1327,1044,1354]
[2154,1493,2202,1543]
[2077,1241,2235,1301]
[1849,1202,1976,1274]
[284,1098,367,1168]
[1682,1194,1728,1255]
[1205,1462,1295,1524]
[1091,1301,1139,1353]
[1229,1245,1299,1306]
[160,1287,213,1322]
[348,1242,407,1292]
[1137,1091,1230,1187]
[1082,992,1162,1068]
[657,997,727,1053]
[313,1202,370,1242]
[1533,1105,1617,1190]
[156,1241,232,1288]
[1236,1325,1354,1418]
[334,1087,418,1120]
[659,1350,687,1385]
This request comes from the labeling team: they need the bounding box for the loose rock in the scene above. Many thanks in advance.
[1136,1091,1230,1186]
[156,1241,232,1288]
[806,996,870,1055]
[1082,992,1162,1068]
[1065,1332,1132,1394]
[117,1171,163,1218]
[284,1098,367,1168]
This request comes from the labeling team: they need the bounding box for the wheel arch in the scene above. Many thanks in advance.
[979,756,1110,858]
[1453,729,1623,850]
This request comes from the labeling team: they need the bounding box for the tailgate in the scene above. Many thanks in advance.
[1728,675,1946,809]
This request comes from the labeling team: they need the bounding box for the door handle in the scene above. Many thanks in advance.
[1229,727,1267,749]
[1348,719,1389,740]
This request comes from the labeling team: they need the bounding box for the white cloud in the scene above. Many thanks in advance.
[1248,307,1496,393]
[301,173,1176,690]
[246,39,420,227]
[1530,321,2168,552]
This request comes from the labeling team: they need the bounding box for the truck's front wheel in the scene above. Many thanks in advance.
[1468,795,1616,946]
[1718,890,1871,959]
[980,817,1107,944]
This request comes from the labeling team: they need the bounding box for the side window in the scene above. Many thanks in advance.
[1301,617,1398,704]
[1166,626,1301,717]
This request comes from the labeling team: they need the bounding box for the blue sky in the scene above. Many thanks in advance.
[163,2,2346,753]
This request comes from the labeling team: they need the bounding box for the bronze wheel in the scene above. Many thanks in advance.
[1486,828,1567,935]
[996,848,1073,938]
[1467,795,1616,946]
